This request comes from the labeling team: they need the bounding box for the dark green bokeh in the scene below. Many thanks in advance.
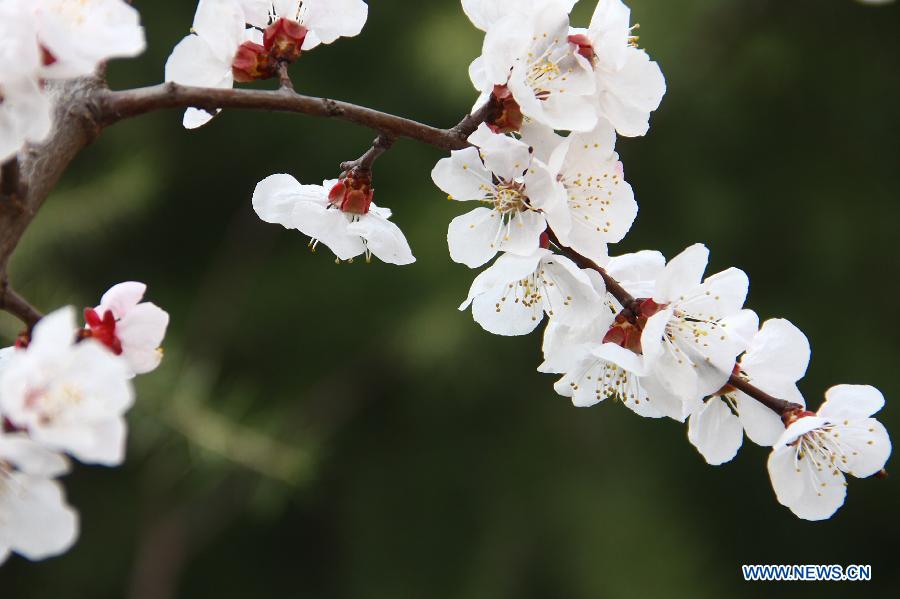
[2,0,898,597]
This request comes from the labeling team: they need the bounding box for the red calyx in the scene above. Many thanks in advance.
[782,407,816,428]
[329,172,374,215]
[488,85,524,134]
[568,34,596,65]
[40,46,57,67]
[232,41,275,83]
[263,17,308,64]
[602,298,669,355]
[539,231,551,250]
[83,308,123,355]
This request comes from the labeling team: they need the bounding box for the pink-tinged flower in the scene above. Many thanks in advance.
[768,385,891,521]
[0,307,134,466]
[0,432,78,565]
[253,173,415,265]
[687,319,809,465]
[85,282,169,377]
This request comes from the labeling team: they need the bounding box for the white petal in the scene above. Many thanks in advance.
[653,243,708,303]
[768,444,847,521]
[0,434,70,478]
[819,385,885,420]
[301,0,368,45]
[740,318,811,398]
[98,282,146,318]
[687,397,743,465]
[252,174,303,226]
[468,123,533,181]
[164,35,232,88]
[734,391,785,447]
[431,147,493,202]
[348,211,416,266]
[192,0,246,62]
[0,474,79,561]
[836,418,891,478]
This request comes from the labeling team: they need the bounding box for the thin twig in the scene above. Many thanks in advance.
[0,278,43,330]
[276,62,294,92]
[340,134,395,175]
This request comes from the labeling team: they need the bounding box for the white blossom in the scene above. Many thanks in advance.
[768,385,891,520]
[572,0,666,136]
[0,307,135,466]
[248,0,369,49]
[165,0,256,129]
[687,319,809,465]
[34,0,146,80]
[460,247,603,336]
[523,119,637,264]
[0,432,78,566]
[253,174,415,265]
[85,282,170,377]
[432,123,568,268]
[468,2,597,131]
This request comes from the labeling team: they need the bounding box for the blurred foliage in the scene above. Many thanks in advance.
[2,0,899,597]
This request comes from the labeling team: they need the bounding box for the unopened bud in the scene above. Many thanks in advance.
[329,172,374,215]
[264,17,308,64]
[232,41,274,82]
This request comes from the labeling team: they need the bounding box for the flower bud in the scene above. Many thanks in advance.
[488,85,524,134]
[232,41,274,83]
[329,172,374,215]
[264,17,308,64]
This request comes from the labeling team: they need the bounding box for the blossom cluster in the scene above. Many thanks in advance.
[0,283,168,565]
[431,0,890,521]
[0,0,146,162]
[245,0,892,521]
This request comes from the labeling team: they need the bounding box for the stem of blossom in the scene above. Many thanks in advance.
[546,228,804,418]
[727,375,804,416]
[340,135,395,176]
[276,62,294,92]
[0,278,43,330]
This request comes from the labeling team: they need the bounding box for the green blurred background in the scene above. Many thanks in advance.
[2,0,898,597]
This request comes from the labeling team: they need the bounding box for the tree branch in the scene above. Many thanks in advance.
[97,84,478,151]
[0,278,43,331]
